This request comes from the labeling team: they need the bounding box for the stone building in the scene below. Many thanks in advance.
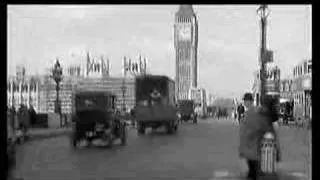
[174,5,198,100]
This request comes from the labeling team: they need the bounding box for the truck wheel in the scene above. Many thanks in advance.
[167,123,174,134]
[71,134,77,148]
[137,123,145,135]
[174,124,178,132]
[107,134,113,148]
[193,118,197,124]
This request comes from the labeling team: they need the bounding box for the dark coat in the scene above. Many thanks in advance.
[239,106,281,161]
[237,105,245,115]
[28,107,37,125]
[18,106,30,128]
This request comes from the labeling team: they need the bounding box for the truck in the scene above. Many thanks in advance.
[135,75,178,135]
[177,100,197,124]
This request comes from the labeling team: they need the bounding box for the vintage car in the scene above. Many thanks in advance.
[70,90,127,148]
[135,75,179,135]
[177,100,197,124]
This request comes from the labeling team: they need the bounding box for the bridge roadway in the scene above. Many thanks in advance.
[12,118,310,180]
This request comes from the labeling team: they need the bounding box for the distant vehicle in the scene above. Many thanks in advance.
[70,90,127,148]
[135,75,178,135]
[177,100,197,124]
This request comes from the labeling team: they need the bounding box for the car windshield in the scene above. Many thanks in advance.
[76,94,110,110]
[76,109,111,124]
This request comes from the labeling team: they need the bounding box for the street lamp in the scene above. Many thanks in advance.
[50,58,63,128]
[121,79,127,112]
[257,4,271,106]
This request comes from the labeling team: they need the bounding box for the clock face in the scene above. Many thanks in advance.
[178,25,191,40]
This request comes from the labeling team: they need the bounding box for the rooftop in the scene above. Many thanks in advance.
[175,5,195,17]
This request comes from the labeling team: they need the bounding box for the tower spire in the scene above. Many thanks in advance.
[176,5,195,17]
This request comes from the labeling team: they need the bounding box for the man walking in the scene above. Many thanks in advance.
[239,93,281,180]
[237,103,245,123]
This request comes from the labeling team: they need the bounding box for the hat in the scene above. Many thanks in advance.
[243,93,253,101]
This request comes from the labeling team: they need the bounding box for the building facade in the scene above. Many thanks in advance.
[280,78,294,101]
[7,75,41,112]
[122,55,147,77]
[85,52,110,78]
[252,49,280,106]
[292,59,312,121]
[252,70,261,106]
[207,94,215,107]
[189,87,207,116]
[174,5,198,100]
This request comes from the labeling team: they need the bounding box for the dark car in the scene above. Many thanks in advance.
[70,90,127,148]
[177,100,197,124]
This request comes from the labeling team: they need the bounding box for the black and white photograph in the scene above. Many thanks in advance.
[6,4,311,180]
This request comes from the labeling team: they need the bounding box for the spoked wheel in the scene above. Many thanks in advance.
[70,132,78,148]
[193,118,198,124]
[107,134,113,148]
[71,138,77,148]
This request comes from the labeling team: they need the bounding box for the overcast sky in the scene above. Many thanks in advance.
[7,5,311,98]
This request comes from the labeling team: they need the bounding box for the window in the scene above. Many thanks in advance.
[308,63,312,74]
[8,82,11,92]
[304,62,308,75]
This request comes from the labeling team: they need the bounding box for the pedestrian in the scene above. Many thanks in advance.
[243,94,254,112]
[239,93,281,180]
[18,104,31,139]
[237,103,245,123]
[130,107,136,128]
[28,105,37,127]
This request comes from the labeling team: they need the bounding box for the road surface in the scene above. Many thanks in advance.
[12,118,310,180]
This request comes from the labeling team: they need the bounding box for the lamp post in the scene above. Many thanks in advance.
[51,59,63,128]
[257,4,271,106]
[121,78,127,113]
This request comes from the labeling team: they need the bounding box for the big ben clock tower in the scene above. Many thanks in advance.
[174,5,198,100]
